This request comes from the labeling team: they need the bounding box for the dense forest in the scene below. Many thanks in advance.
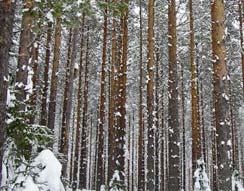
[0,0,244,191]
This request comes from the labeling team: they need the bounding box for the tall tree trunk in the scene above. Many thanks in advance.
[211,0,232,189]
[189,0,201,180]
[127,115,131,191]
[239,0,244,98]
[160,78,165,191]
[146,0,155,189]
[88,115,93,190]
[15,0,34,110]
[108,14,117,186]
[210,97,218,190]
[73,15,85,189]
[0,0,15,184]
[155,48,160,191]
[47,16,62,132]
[138,0,145,189]
[60,27,79,178]
[29,33,40,124]
[200,82,206,163]
[96,2,108,189]
[40,22,52,126]
[60,28,73,147]
[168,0,180,190]
[79,27,90,189]
[229,80,238,170]
[114,2,128,186]
[180,61,186,191]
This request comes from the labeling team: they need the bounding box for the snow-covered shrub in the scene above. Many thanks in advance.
[2,149,64,191]
[109,170,126,191]
[232,170,244,191]
[194,159,211,191]
[6,89,53,160]
[1,89,54,190]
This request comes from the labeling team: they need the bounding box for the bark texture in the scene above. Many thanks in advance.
[96,3,108,189]
[0,0,15,184]
[189,0,201,178]
[211,0,232,189]
[47,16,62,132]
[15,0,34,110]
[40,22,52,126]
[167,0,180,190]
[146,0,155,189]
[73,15,85,189]
[137,0,145,189]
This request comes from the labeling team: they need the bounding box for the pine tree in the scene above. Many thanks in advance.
[239,0,244,98]
[79,26,90,189]
[113,0,129,187]
[40,22,52,126]
[137,0,145,189]
[60,27,79,178]
[73,14,85,189]
[211,0,232,189]
[47,16,62,132]
[189,0,201,181]
[96,1,108,189]
[146,0,155,189]
[0,0,15,184]
[15,0,34,110]
[168,0,180,190]
[108,11,117,187]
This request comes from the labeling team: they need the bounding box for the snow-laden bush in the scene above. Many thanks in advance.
[1,88,54,190]
[109,170,126,191]
[232,170,244,191]
[2,149,64,191]
[194,159,211,191]
[6,88,53,161]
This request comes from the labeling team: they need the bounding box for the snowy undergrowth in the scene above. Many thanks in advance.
[232,170,244,191]
[1,149,64,191]
[109,170,125,191]
[194,159,211,191]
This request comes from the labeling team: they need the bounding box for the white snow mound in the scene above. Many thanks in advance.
[32,149,64,191]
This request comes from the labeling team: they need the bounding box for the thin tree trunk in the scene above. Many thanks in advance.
[200,82,206,163]
[137,0,145,189]
[239,0,244,98]
[114,1,128,185]
[168,0,180,190]
[127,115,131,191]
[211,1,232,189]
[79,27,90,189]
[40,22,52,126]
[60,27,79,178]
[180,61,186,191]
[15,0,34,110]
[131,112,135,191]
[73,15,85,189]
[29,33,40,124]
[212,113,218,191]
[60,28,73,149]
[160,72,165,191]
[0,0,15,184]
[146,0,155,189]
[189,0,201,182]
[96,2,108,189]
[47,16,62,132]
[88,115,93,190]
[108,11,117,187]
[155,48,160,191]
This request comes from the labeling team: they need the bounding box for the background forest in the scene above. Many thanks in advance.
[0,0,244,191]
